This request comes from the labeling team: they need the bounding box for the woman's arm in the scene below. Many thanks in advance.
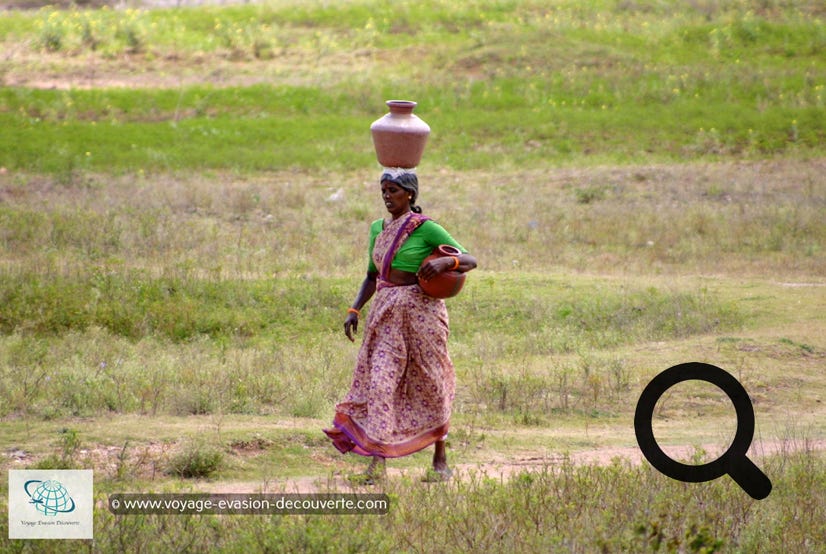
[417,252,477,282]
[344,271,378,342]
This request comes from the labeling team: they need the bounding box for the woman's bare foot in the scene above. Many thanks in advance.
[422,440,452,482]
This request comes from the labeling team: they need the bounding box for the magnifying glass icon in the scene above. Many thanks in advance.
[634,362,772,500]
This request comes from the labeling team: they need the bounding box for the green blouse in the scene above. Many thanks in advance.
[367,218,467,274]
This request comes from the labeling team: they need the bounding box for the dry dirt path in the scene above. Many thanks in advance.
[194,438,826,494]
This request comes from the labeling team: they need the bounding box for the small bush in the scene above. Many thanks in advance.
[166,440,224,479]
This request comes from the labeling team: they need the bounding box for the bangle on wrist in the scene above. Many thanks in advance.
[347,307,360,317]
[450,256,460,271]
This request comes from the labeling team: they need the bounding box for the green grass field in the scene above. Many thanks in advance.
[1,0,825,552]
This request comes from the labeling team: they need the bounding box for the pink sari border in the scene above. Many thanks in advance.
[323,413,450,459]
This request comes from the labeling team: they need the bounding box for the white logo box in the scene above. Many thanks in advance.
[8,470,93,540]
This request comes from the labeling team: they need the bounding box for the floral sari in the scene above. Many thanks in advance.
[324,214,456,458]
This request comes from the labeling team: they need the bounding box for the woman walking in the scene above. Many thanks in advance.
[324,169,477,483]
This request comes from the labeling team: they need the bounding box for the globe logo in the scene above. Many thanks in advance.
[24,479,76,516]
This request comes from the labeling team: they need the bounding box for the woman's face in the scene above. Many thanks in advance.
[381,180,410,218]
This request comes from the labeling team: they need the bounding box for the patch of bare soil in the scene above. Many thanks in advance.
[3,441,174,481]
[1,48,276,90]
[1,45,377,90]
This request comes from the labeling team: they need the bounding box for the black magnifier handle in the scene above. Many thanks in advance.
[727,456,772,500]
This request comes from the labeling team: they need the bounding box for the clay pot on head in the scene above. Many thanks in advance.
[370,100,431,169]
[418,244,466,299]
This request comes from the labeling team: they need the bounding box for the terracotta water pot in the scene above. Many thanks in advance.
[418,244,466,299]
[370,100,430,168]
